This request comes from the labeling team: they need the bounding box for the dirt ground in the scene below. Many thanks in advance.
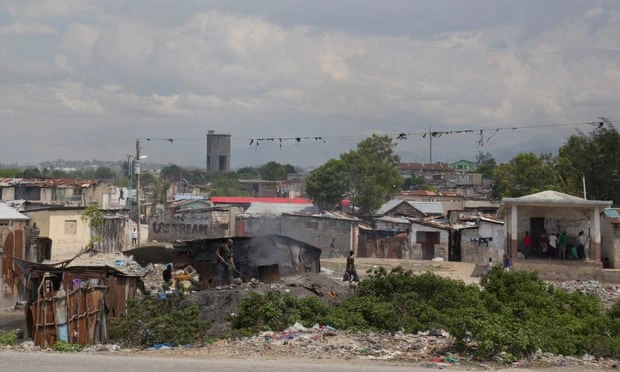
[320,257,481,285]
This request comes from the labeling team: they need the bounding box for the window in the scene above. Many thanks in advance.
[218,155,227,171]
[64,220,77,235]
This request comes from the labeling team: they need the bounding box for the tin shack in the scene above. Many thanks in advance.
[14,253,144,347]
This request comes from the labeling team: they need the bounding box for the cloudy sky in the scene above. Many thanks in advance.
[1,0,619,169]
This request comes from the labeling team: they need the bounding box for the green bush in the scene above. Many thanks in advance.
[232,266,620,360]
[0,330,17,345]
[53,341,82,352]
[108,293,208,347]
[231,291,333,332]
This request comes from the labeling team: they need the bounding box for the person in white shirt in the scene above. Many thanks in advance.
[548,233,558,259]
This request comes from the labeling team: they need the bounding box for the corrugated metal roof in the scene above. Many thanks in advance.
[374,215,410,224]
[0,202,30,220]
[0,178,100,187]
[603,208,620,219]
[244,202,318,216]
[409,201,444,216]
[210,196,312,204]
[375,199,406,215]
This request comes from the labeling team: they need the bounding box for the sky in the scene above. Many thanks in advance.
[1,0,619,169]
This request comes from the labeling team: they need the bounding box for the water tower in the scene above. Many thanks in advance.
[206,130,231,173]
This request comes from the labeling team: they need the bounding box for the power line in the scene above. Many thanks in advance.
[139,118,618,146]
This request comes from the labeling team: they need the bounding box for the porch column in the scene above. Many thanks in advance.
[591,207,601,262]
[511,205,518,258]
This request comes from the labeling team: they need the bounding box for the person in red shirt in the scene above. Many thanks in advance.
[523,231,532,258]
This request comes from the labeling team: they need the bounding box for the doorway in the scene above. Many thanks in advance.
[417,231,440,260]
[530,217,545,257]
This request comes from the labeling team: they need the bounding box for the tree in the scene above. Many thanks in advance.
[22,167,41,178]
[494,152,561,197]
[209,173,248,196]
[81,205,104,250]
[556,120,620,203]
[150,177,171,204]
[258,161,293,181]
[344,135,402,214]
[0,167,20,178]
[160,164,183,182]
[306,134,401,214]
[234,166,260,180]
[94,166,116,180]
[305,159,350,210]
[475,151,497,179]
[403,175,429,191]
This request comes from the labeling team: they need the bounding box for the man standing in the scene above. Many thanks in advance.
[344,250,359,283]
[216,239,235,286]
[559,231,568,260]
[523,231,532,258]
[329,238,336,258]
[548,233,558,259]
[131,228,137,246]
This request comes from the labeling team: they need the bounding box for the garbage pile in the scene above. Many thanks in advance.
[141,263,201,294]
[550,280,620,308]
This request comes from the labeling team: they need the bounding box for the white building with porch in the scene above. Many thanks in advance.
[499,190,612,262]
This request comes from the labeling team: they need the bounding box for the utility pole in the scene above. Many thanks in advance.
[429,124,433,163]
[126,154,133,210]
[136,139,142,248]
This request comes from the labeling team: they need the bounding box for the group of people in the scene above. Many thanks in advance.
[522,230,588,260]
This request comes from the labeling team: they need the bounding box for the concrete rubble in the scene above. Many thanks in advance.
[550,280,620,308]
[66,252,147,276]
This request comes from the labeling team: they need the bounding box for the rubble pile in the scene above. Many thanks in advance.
[67,252,146,276]
[141,263,168,292]
[187,273,354,337]
[550,280,620,307]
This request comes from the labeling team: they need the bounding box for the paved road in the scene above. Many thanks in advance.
[0,352,603,372]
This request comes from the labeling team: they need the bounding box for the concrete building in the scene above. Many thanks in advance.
[0,178,107,207]
[498,190,612,262]
[24,206,129,261]
[280,211,362,257]
[148,206,245,242]
[600,208,620,268]
[457,217,505,264]
[408,219,450,260]
[206,130,231,173]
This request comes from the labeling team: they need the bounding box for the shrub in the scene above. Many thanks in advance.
[108,293,208,347]
[0,330,17,345]
[53,341,82,352]
[231,266,620,360]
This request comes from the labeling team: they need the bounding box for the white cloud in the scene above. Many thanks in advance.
[55,82,104,114]
[0,21,57,36]
[585,7,605,18]
[1,1,620,166]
